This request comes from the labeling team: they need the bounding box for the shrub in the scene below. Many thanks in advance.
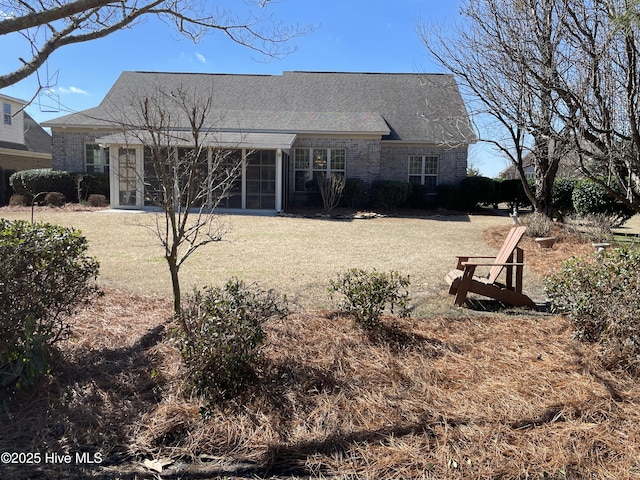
[177,279,288,404]
[545,247,640,373]
[407,183,435,209]
[572,179,635,227]
[317,174,345,212]
[44,192,65,207]
[564,213,616,243]
[9,169,76,203]
[0,167,16,206]
[436,184,464,210]
[519,212,554,238]
[552,177,576,220]
[87,194,109,207]
[370,180,410,211]
[8,194,28,206]
[342,178,367,208]
[0,220,100,396]
[496,178,531,209]
[459,176,496,210]
[329,268,411,330]
[77,173,110,201]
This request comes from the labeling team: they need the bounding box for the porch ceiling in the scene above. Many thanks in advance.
[96,131,297,150]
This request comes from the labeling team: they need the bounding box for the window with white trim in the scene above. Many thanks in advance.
[3,103,11,125]
[294,147,346,192]
[85,143,110,173]
[408,155,438,193]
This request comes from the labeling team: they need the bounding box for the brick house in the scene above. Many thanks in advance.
[43,71,475,211]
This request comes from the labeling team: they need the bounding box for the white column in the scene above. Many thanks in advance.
[275,149,283,212]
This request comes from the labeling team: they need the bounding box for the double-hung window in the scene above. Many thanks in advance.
[85,143,110,173]
[408,155,438,193]
[294,147,346,192]
[3,103,11,125]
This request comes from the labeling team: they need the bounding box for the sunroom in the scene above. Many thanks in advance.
[96,131,297,212]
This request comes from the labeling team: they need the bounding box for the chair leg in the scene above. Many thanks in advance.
[454,265,476,306]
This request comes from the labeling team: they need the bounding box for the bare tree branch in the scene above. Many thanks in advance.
[0,0,310,89]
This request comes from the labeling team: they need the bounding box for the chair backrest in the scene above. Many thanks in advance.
[486,225,527,283]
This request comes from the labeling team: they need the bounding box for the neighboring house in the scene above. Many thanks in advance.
[0,93,52,172]
[43,71,476,211]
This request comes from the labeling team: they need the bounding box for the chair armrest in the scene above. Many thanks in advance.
[461,261,525,267]
[455,255,496,269]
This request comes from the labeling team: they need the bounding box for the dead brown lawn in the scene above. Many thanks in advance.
[0,206,545,316]
[2,207,640,478]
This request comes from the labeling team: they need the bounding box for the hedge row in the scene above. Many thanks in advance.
[4,169,109,206]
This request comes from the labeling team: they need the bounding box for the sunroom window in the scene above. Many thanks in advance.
[294,147,346,192]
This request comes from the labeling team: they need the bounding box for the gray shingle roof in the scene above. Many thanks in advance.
[43,71,476,144]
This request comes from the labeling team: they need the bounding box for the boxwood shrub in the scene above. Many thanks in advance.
[9,169,75,203]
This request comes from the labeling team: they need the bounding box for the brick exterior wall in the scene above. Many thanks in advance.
[287,136,382,206]
[51,130,114,172]
[0,154,51,171]
[51,129,470,208]
[287,137,468,206]
[379,144,468,185]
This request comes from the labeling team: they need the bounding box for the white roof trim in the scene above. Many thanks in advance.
[96,130,297,150]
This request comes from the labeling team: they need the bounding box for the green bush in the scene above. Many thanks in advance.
[552,178,576,220]
[9,169,76,203]
[177,279,288,404]
[545,247,640,373]
[370,180,410,211]
[572,179,635,227]
[459,176,496,210]
[77,173,110,201]
[496,178,531,209]
[436,184,464,210]
[407,183,435,209]
[342,178,367,208]
[329,268,411,330]
[0,220,100,396]
[0,167,16,206]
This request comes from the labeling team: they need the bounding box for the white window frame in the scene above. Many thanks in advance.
[408,155,439,193]
[3,103,11,125]
[85,143,110,173]
[294,147,346,192]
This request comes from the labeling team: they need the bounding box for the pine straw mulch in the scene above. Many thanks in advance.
[2,232,640,479]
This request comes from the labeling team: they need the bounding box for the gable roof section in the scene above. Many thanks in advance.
[43,71,476,144]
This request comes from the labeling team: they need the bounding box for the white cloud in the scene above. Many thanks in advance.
[56,86,89,95]
[195,53,206,64]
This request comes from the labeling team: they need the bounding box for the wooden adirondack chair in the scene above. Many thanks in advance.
[445,225,535,308]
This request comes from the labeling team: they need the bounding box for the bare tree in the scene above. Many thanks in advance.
[420,0,572,217]
[115,85,244,322]
[420,0,640,217]
[556,0,640,214]
[0,0,307,90]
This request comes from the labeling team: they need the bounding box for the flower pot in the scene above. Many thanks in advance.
[535,236,557,249]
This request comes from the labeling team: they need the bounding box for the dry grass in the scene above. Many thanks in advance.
[3,207,640,478]
[2,287,640,479]
[0,206,538,316]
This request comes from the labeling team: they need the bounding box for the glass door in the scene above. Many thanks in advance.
[118,148,137,206]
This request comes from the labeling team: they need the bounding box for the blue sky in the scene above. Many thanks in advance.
[0,0,507,177]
